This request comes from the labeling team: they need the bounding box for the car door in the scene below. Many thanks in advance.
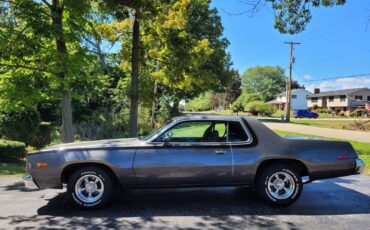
[133,120,233,187]
[227,119,259,185]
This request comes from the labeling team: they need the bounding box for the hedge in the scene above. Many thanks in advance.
[0,140,26,163]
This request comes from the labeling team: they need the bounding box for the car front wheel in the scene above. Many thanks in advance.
[67,166,115,209]
[257,164,303,207]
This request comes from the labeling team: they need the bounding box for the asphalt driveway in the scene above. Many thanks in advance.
[0,175,369,230]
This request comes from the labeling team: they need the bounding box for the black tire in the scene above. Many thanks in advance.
[257,164,302,207]
[67,166,115,209]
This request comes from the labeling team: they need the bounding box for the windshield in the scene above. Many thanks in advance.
[144,119,174,141]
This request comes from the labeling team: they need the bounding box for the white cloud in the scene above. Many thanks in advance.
[305,77,370,93]
[303,75,312,80]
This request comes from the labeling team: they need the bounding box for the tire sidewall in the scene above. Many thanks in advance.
[68,167,114,209]
[260,166,302,207]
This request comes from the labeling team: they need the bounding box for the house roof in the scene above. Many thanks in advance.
[307,88,369,98]
[267,99,283,104]
[277,89,312,97]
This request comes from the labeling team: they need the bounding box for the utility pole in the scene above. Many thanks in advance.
[284,41,300,122]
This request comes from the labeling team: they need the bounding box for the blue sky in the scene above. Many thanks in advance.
[211,0,370,92]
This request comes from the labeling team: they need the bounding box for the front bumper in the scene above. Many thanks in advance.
[23,174,39,189]
[355,159,365,174]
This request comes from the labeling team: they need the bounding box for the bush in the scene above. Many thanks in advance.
[244,101,275,116]
[0,140,26,163]
[0,108,40,146]
[231,93,262,113]
[310,104,318,110]
[318,109,329,114]
[350,109,366,117]
[31,122,52,149]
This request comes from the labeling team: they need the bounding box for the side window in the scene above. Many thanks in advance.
[228,121,249,142]
[155,121,227,143]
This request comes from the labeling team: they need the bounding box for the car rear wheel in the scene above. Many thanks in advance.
[257,164,302,207]
[67,167,115,209]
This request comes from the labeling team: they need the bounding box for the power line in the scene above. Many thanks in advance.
[300,74,370,83]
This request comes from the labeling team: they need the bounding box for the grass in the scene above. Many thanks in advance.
[274,130,370,175]
[0,162,26,176]
[290,119,367,130]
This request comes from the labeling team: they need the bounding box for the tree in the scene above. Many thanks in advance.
[0,0,96,143]
[241,66,286,101]
[102,0,161,137]
[240,0,346,34]
[101,0,231,128]
[225,69,242,106]
[291,80,305,90]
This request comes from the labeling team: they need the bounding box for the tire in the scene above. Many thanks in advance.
[257,164,302,207]
[67,166,115,209]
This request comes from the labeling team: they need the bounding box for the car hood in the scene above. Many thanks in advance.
[41,138,143,152]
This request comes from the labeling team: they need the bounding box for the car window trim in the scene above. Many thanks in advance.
[148,118,253,146]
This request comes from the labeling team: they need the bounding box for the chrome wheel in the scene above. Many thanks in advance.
[267,172,295,200]
[75,174,104,203]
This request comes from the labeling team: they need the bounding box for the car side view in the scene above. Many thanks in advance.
[294,109,319,118]
[24,115,365,209]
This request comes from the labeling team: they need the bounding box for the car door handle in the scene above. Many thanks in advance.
[215,150,226,155]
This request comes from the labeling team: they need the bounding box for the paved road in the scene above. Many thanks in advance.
[0,175,369,230]
[263,122,370,143]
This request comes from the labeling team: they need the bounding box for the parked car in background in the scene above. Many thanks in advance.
[24,115,364,209]
[294,109,319,118]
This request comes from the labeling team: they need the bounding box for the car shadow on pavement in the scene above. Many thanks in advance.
[3,181,39,192]
[1,177,369,229]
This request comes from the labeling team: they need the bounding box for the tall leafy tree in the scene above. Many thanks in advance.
[240,0,346,34]
[241,66,286,102]
[0,0,98,142]
[101,0,231,129]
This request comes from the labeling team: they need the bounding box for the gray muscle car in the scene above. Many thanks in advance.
[24,115,365,208]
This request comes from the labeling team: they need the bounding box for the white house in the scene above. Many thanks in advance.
[268,89,313,111]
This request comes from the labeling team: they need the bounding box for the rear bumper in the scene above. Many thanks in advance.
[355,159,365,174]
[23,174,39,189]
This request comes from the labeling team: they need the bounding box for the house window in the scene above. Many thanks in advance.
[328,96,334,102]
[311,97,318,103]
[340,95,346,102]
[292,95,297,99]
[355,95,363,101]
[368,96,370,101]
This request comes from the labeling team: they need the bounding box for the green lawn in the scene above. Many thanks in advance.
[290,119,366,130]
[0,162,26,176]
[274,130,370,175]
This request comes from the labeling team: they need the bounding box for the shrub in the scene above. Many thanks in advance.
[244,101,275,116]
[31,122,52,149]
[0,140,26,163]
[311,104,319,110]
[231,93,262,113]
[318,109,329,114]
[0,108,40,145]
[350,109,366,117]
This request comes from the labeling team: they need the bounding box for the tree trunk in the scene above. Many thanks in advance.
[150,82,158,128]
[150,61,160,128]
[128,8,140,137]
[61,88,74,142]
[52,0,74,143]
[171,98,180,117]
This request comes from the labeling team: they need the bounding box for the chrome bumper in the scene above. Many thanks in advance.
[23,174,39,189]
[355,159,365,174]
